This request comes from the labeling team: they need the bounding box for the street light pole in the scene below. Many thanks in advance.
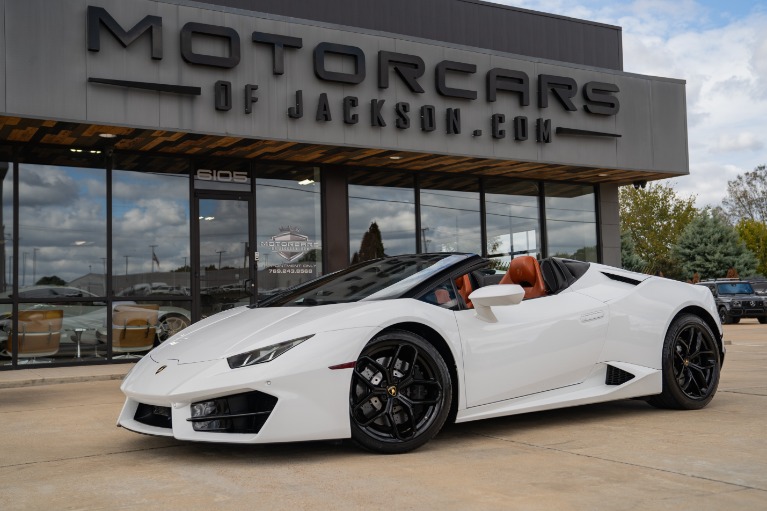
[216,250,226,270]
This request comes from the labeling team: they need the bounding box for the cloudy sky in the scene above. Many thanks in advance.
[491,0,767,208]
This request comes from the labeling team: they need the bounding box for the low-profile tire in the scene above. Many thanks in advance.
[648,314,720,410]
[349,330,452,454]
[718,307,731,325]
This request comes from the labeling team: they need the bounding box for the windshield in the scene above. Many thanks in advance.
[260,254,468,307]
[717,282,755,295]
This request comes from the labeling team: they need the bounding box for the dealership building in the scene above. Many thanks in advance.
[0,0,688,368]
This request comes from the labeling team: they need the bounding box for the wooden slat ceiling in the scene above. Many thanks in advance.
[0,116,677,185]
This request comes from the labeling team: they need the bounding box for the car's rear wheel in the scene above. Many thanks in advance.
[350,330,452,454]
[648,314,720,410]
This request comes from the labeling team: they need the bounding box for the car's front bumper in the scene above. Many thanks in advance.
[118,328,374,444]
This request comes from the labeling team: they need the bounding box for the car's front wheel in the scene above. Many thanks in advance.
[648,314,720,410]
[718,307,731,324]
[349,330,452,454]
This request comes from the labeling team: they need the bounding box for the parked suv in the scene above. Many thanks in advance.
[697,280,767,324]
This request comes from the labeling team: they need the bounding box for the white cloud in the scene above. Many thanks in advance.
[490,0,767,209]
[712,132,765,153]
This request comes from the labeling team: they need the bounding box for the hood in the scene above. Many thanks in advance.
[150,302,373,364]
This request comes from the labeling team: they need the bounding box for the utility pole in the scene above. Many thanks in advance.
[149,244,158,272]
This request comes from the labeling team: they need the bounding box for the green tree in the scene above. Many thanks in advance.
[620,182,698,277]
[722,164,767,222]
[620,231,645,272]
[736,218,767,276]
[36,275,66,286]
[355,222,385,263]
[672,210,757,280]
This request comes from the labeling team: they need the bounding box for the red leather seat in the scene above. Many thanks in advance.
[499,256,547,299]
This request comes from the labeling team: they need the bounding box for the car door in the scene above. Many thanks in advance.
[456,290,609,408]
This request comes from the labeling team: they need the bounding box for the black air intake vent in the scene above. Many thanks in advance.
[134,403,173,429]
[601,271,643,286]
[605,365,635,386]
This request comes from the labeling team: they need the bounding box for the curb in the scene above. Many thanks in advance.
[0,373,127,389]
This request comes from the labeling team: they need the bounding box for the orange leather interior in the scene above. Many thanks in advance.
[499,256,547,299]
[455,274,473,308]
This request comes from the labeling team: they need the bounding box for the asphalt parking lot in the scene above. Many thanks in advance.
[1,321,765,511]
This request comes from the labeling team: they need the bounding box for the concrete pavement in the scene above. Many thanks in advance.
[0,320,765,510]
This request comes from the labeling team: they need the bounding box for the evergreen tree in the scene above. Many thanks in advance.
[356,222,385,262]
[620,231,645,272]
[673,210,757,280]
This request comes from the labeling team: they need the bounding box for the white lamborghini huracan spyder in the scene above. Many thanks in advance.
[118,253,724,453]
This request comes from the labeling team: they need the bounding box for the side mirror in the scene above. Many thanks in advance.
[469,284,525,323]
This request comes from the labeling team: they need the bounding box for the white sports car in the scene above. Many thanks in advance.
[118,253,724,453]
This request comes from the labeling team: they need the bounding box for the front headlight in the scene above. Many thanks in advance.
[732,300,741,307]
[227,335,314,369]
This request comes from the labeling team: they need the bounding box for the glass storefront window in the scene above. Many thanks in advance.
[0,158,12,365]
[112,167,191,298]
[10,160,108,363]
[0,160,11,294]
[485,179,541,268]
[112,162,192,359]
[256,165,322,300]
[545,183,598,262]
[348,170,416,262]
[419,175,481,254]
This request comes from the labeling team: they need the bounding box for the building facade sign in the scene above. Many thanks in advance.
[0,0,688,175]
[87,6,621,145]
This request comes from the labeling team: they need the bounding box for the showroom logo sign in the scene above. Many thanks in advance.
[86,6,621,142]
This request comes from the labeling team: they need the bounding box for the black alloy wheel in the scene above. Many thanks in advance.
[349,330,452,454]
[648,314,720,410]
[718,307,731,325]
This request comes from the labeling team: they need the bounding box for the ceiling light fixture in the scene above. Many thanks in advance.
[98,133,117,139]
[298,179,315,185]
[389,156,402,160]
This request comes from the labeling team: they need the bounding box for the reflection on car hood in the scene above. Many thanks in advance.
[150,303,372,364]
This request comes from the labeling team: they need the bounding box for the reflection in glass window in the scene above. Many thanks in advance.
[112,167,190,298]
[256,166,322,300]
[545,183,598,262]
[348,170,415,263]
[485,179,540,268]
[419,175,481,254]
[19,163,106,292]
[0,160,12,294]
[198,198,250,318]
[11,162,108,363]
